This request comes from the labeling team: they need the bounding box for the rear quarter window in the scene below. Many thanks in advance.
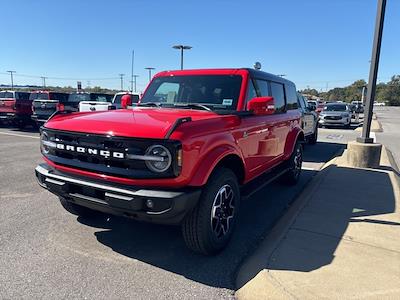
[270,82,286,113]
[285,84,298,110]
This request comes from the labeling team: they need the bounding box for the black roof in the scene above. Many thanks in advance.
[243,68,295,86]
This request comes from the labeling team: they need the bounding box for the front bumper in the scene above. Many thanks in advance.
[35,163,201,224]
[0,112,16,121]
[31,114,49,124]
[319,116,350,126]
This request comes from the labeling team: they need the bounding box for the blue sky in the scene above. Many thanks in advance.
[1,0,399,91]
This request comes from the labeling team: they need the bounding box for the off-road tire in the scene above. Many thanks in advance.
[182,168,240,255]
[283,141,303,185]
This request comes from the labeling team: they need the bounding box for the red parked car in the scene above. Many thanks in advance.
[35,68,304,254]
[0,90,32,128]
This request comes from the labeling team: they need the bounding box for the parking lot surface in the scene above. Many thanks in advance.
[0,124,359,299]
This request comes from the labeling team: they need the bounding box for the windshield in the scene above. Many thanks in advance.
[140,75,242,111]
[0,92,14,99]
[68,93,91,102]
[323,104,348,111]
[29,93,49,100]
[90,93,113,102]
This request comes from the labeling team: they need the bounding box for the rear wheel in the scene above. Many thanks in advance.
[283,141,303,185]
[59,197,100,218]
[182,168,240,255]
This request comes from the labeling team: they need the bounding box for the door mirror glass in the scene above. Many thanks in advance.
[247,96,275,115]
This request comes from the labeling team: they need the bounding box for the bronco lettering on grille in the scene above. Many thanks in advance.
[55,143,124,159]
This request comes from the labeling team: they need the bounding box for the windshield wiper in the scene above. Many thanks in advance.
[172,103,212,111]
[139,102,162,107]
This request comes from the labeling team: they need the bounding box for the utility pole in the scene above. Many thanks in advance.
[357,0,386,144]
[132,75,139,92]
[172,45,192,70]
[41,76,47,88]
[6,71,16,89]
[119,74,125,91]
[145,67,155,82]
[131,50,135,92]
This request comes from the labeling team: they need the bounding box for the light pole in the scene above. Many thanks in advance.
[172,45,192,70]
[357,0,386,144]
[41,76,47,88]
[132,75,139,92]
[131,50,135,92]
[6,71,16,89]
[145,67,155,82]
[119,74,125,90]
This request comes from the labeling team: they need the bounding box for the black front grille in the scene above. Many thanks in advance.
[42,128,181,179]
[325,115,341,120]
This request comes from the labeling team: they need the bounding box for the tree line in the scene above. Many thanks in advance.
[300,75,400,106]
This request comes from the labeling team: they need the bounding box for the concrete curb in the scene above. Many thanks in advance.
[235,157,339,296]
[235,146,399,300]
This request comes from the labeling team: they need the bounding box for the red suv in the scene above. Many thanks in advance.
[0,90,32,128]
[35,68,304,254]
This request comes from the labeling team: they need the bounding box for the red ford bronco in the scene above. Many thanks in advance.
[35,68,304,255]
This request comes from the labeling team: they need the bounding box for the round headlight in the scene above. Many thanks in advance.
[145,145,172,173]
[41,131,50,154]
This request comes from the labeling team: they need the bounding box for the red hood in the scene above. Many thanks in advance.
[44,108,221,139]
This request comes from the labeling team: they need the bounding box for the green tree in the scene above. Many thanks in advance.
[380,75,400,106]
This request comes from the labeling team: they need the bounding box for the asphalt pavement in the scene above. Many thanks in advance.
[374,106,400,169]
[0,123,360,299]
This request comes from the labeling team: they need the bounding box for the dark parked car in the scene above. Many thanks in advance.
[31,91,70,125]
[32,92,112,125]
[298,93,318,144]
[0,90,32,128]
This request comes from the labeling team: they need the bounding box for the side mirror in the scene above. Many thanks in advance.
[247,96,275,115]
[121,94,133,109]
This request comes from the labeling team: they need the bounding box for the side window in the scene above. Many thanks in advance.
[270,82,286,113]
[255,80,270,96]
[285,84,298,110]
[297,93,307,111]
[245,79,257,106]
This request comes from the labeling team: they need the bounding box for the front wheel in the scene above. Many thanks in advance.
[283,142,303,185]
[182,168,240,255]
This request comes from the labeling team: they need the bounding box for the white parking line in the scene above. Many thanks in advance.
[370,132,376,143]
[0,131,39,139]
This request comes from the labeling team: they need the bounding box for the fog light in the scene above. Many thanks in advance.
[146,199,154,209]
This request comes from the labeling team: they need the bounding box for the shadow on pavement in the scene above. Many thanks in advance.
[76,141,347,290]
[263,165,396,274]
[303,141,345,163]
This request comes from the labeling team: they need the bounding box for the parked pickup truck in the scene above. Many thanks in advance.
[112,92,140,109]
[0,90,32,128]
[31,91,70,125]
[78,93,113,112]
[35,68,304,255]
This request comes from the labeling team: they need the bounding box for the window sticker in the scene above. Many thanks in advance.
[222,99,233,106]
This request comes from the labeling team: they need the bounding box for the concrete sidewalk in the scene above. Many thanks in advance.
[236,147,400,299]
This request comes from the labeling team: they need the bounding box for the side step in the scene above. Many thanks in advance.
[240,165,290,201]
